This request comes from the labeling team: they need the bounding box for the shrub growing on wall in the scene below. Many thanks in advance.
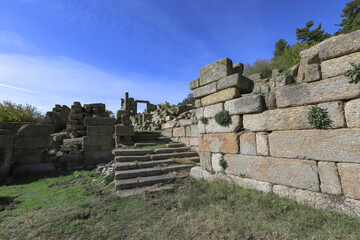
[307,106,331,129]
[200,117,209,125]
[345,62,360,84]
[214,110,231,126]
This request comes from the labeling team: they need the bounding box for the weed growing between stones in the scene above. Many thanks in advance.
[307,106,331,129]
[104,171,115,185]
[239,174,246,179]
[214,110,231,126]
[200,117,209,125]
[219,155,227,170]
[345,62,360,84]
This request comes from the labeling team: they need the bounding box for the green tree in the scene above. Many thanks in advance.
[335,0,360,35]
[0,100,44,122]
[296,20,330,44]
[273,39,289,57]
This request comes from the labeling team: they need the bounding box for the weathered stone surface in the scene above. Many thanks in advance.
[265,91,277,110]
[12,148,45,164]
[217,73,252,93]
[345,98,360,128]
[195,108,204,119]
[198,133,239,154]
[83,136,114,147]
[189,78,200,90]
[269,129,360,163]
[211,153,223,172]
[173,127,186,137]
[224,95,264,115]
[321,52,360,79]
[227,174,272,193]
[185,126,191,137]
[203,103,223,118]
[87,126,114,136]
[195,99,201,108]
[63,138,83,146]
[189,125,199,137]
[115,125,134,136]
[199,151,212,171]
[197,121,206,134]
[84,150,113,165]
[205,115,242,133]
[0,135,14,148]
[338,163,360,200]
[318,162,342,195]
[201,88,240,107]
[276,75,294,87]
[190,166,215,181]
[276,76,360,108]
[256,132,269,156]
[189,137,199,146]
[243,102,345,131]
[289,64,299,77]
[248,73,262,81]
[14,136,50,148]
[162,128,172,138]
[17,124,53,136]
[240,132,256,155]
[272,69,281,79]
[179,119,193,126]
[162,120,177,129]
[305,64,321,82]
[225,154,319,191]
[199,58,233,86]
[193,82,217,99]
[84,117,115,126]
[233,63,244,75]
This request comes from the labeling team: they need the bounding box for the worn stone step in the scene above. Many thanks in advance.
[115,155,151,162]
[116,184,174,198]
[115,174,187,190]
[134,142,158,147]
[166,143,186,148]
[113,148,153,156]
[151,151,199,160]
[115,159,175,171]
[175,156,200,164]
[153,147,191,154]
[115,165,192,180]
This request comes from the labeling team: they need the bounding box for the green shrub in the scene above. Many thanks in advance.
[200,116,209,125]
[104,171,115,185]
[244,58,272,78]
[307,106,331,129]
[219,156,227,170]
[214,110,231,126]
[0,100,44,122]
[345,62,360,84]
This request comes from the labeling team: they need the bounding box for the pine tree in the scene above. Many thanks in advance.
[273,39,289,57]
[335,0,360,35]
[296,20,331,44]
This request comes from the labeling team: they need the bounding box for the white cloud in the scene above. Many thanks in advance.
[0,31,39,53]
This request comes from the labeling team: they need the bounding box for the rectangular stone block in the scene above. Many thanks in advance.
[179,137,190,146]
[84,117,115,126]
[318,162,342,195]
[269,129,360,164]
[225,154,319,191]
[173,127,186,137]
[217,73,252,93]
[12,148,45,164]
[190,166,215,181]
[189,78,199,90]
[345,98,360,128]
[161,120,177,129]
[256,132,269,156]
[179,119,193,126]
[193,82,217,99]
[189,125,199,137]
[243,102,345,131]
[276,76,360,108]
[321,52,360,79]
[198,133,239,154]
[83,136,114,147]
[203,103,223,118]
[87,126,114,136]
[115,125,134,136]
[224,95,265,115]
[199,57,233,86]
[205,115,242,134]
[189,137,199,146]
[0,135,14,148]
[14,136,50,149]
[63,138,84,146]
[197,121,206,135]
[201,88,240,106]
[17,124,53,136]
[240,132,256,155]
[199,151,212,171]
[162,128,173,138]
[338,163,360,200]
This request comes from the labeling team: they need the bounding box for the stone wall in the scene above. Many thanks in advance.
[189,30,360,218]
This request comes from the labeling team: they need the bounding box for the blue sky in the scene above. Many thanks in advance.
[0,0,350,113]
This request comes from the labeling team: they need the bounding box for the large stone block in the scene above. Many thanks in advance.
[189,137,199,146]
[321,52,360,79]
[276,75,294,87]
[269,129,360,164]
[17,124,53,136]
[193,82,217,99]
[199,151,212,171]
[225,154,319,191]
[276,76,360,108]
[115,125,134,136]
[338,163,360,200]
[162,120,177,129]
[198,133,239,154]
[199,58,233,86]
[197,121,206,134]
[162,128,173,138]
[189,78,199,90]
[189,125,199,137]
[318,162,342,195]
[179,119,193,126]
[345,98,360,128]
[87,126,114,136]
[256,132,269,156]
[203,103,223,118]
[217,73,252,93]
[243,101,345,131]
[239,132,256,155]
[224,95,265,115]
[83,136,114,147]
[12,148,45,164]
[84,117,115,127]
[0,135,14,148]
[305,64,321,82]
[173,127,186,137]
[211,153,223,172]
[190,166,215,181]
[14,136,50,149]
[205,115,242,134]
[201,88,240,107]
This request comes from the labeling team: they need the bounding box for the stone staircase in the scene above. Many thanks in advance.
[113,137,200,197]
[132,131,170,147]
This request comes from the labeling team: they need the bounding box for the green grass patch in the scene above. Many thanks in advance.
[0,174,359,239]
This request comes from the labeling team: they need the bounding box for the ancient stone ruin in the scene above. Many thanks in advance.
[1,30,360,218]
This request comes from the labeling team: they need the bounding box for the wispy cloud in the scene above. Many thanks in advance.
[0,83,42,94]
[0,31,39,53]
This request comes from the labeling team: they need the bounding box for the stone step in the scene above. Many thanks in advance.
[115,159,175,171]
[151,151,199,161]
[166,143,186,148]
[116,184,174,198]
[115,174,187,190]
[113,148,153,156]
[134,142,158,147]
[115,165,192,180]
[134,136,171,142]
[175,156,200,164]
[115,155,150,162]
[135,132,162,136]
[153,147,191,154]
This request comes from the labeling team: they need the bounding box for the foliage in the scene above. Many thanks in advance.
[273,39,289,57]
[103,171,115,185]
[335,0,360,35]
[0,100,44,123]
[296,20,330,44]
[243,58,272,78]
[214,110,231,126]
[239,174,246,179]
[160,101,177,112]
[307,106,331,129]
[345,62,360,83]
[219,155,227,170]
[179,93,195,106]
[200,116,209,125]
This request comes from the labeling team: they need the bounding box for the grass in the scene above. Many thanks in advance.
[1,172,359,239]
